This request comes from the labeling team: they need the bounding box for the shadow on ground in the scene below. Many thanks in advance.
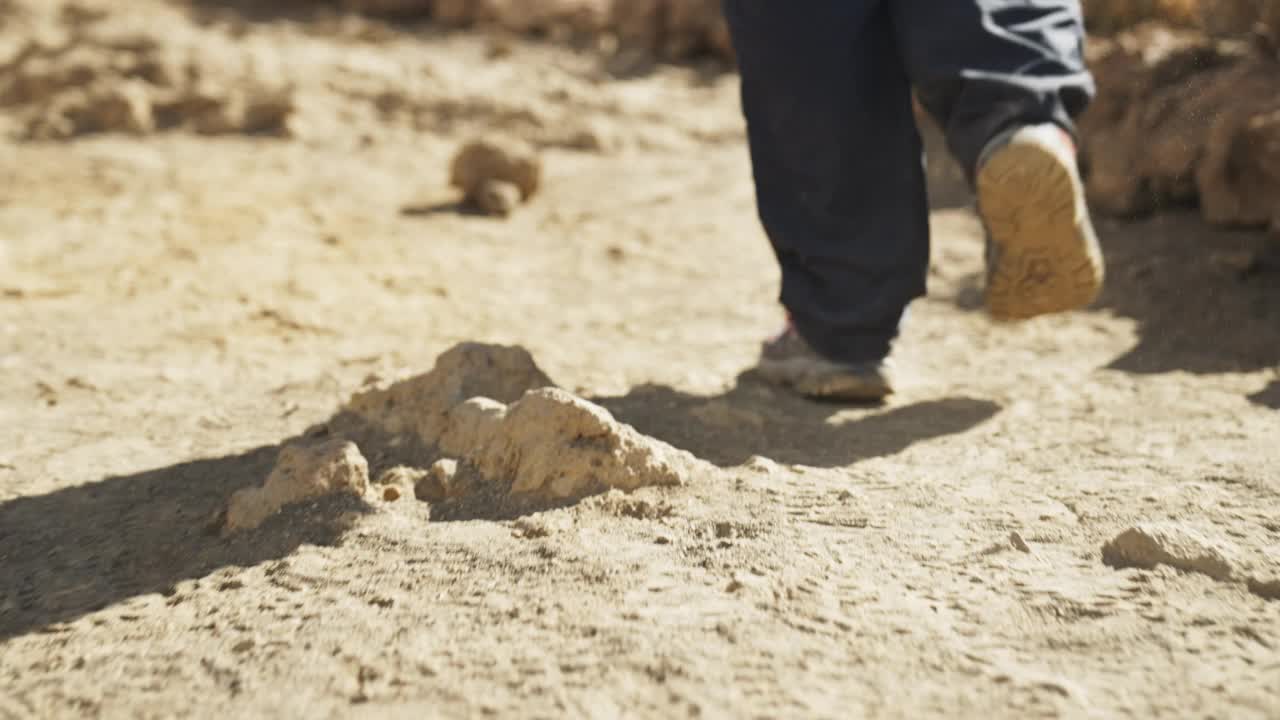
[943,206,1280,376]
[595,371,1000,468]
[0,443,372,643]
[1091,213,1280,375]
[1250,379,1280,409]
[0,369,997,643]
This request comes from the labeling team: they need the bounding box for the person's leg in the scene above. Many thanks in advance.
[892,0,1105,319]
[723,0,927,391]
[892,0,1093,177]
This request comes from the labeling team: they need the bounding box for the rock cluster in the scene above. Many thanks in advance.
[449,137,542,216]
[340,0,733,60]
[1078,23,1280,235]
[224,343,710,531]
[0,30,296,140]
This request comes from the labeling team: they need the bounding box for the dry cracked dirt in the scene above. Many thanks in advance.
[1,1,1279,718]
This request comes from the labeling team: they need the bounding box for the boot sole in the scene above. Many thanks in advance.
[976,138,1105,321]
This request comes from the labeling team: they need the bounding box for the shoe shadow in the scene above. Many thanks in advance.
[1095,214,1280,375]
[593,371,1001,468]
[939,208,1280,379]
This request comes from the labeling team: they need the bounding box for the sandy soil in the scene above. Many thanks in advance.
[2,2,1279,718]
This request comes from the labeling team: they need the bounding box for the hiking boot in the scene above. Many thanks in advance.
[976,124,1105,321]
[755,326,893,402]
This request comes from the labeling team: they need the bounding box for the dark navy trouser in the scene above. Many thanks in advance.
[724,1,1094,363]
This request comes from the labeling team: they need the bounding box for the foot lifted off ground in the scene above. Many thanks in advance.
[977,126,1105,321]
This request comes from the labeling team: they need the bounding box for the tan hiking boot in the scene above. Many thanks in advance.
[976,124,1105,321]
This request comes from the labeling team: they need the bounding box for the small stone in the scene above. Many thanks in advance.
[88,81,155,134]
[431,457,458,482]
[375,466,421,502]
[242,86,296,135]
[724,572,768,595]
[472,179,522,217]
[1010,531,1032,554]
[1102,523,1235,581]
[558,123,613,153]
[449,137,542,203]
[415,459,459,503]
[225,439,369,532]
[743,456,782,476]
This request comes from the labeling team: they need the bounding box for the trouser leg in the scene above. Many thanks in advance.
[724,0,928,364]
[891,0,1095,178]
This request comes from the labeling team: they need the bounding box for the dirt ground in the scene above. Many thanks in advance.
[2,2,1279,718]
